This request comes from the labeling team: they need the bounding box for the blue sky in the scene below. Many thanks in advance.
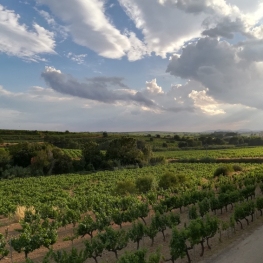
[1,0,263,132]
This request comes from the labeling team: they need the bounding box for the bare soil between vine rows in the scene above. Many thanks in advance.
[1,205,263,263]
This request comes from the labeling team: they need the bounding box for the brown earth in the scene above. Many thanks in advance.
[2,204,263,263]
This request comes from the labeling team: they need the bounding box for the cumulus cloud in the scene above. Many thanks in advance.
[118,0,263,58]
[188,89,225,115]
[0,4,55,61]
[41,67,200,113]
[145,79,164,94]
[166,37,263,109]
[119,0,206,57]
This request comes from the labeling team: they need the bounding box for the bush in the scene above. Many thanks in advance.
[214,165,234,177]
[232,164,243,172]
[115,180,136,195]
[2,166,31,179]
[159,172,178,190]
[149,156,166,165]
[135,175,155,193]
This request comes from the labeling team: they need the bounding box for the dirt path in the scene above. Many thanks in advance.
[199,220,263,263]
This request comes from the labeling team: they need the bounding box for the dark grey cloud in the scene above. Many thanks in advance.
[85,76,129,89]
[166,37,263,109]
[202,17,245,39]
[238,39,263,62]
[41,67,158,109]
[41,67,196,113]
[173,0,214,14]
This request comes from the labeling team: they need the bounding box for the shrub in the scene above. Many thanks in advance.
[214,165,234,177]
[232,164,243,172]
[159,172,178,189]
[135,175,155,193]
[149,156,166,165]
[115,180,136,195]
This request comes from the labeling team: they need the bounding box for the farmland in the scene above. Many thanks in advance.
[154,147,263,160]
[1,130,263,262]
[1,161,263,262]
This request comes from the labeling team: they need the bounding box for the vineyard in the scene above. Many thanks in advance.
[62,149,82,159]
[1,162,263,262]
[154,146,263,160]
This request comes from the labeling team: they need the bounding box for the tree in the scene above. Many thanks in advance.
[169,228,188,263]
[82,141,103,170]
[145,223,158,246]
[84,236,104,263]
[77,215,97,238]
[11,217,58,259]
[9,142,46,168]
[106,137,149,166]
[52,154,73,175]
[0,149,10,171]
[98,227,129,259]
[198,198,210,217]
[129,222,146,249]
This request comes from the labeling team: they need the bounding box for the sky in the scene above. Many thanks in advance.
[1,0,263,132]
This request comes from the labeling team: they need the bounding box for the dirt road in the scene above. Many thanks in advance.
[199,224,263,263]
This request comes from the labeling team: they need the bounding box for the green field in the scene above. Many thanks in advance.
[154,146,263,159]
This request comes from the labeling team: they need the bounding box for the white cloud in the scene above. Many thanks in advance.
[37,0,131,59]
[36,9,68,39]
[66,52,87,64]
[119,0,206,57]
[145,79,164,94]
[0,4,55,61]
[189,89,225,115]
[126,31,150,61]
[0,80,261,132]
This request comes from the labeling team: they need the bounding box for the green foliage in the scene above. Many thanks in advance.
[46,248,87,263]
[84,236,104,263]
[170,228,187,262]
[129,221,146,249]
[82,141,104,170]
[149,156,166,165]
[106,137,151,166]
[135,175,155,193]
[0,148,10,169]
[0,233,8,260]
[234,200,255,229]
[2,166,31,179]
[158,172,178,190]
[116,249,162,263]
[98,227,129,258]
[232,164,243,172]
[11,217,58,258]
[214,165,234,177]
[257,197,263,215]
[115,179,136,195]
[188,205,198,220]
[77,215,97,238]
[198,198,210,217]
